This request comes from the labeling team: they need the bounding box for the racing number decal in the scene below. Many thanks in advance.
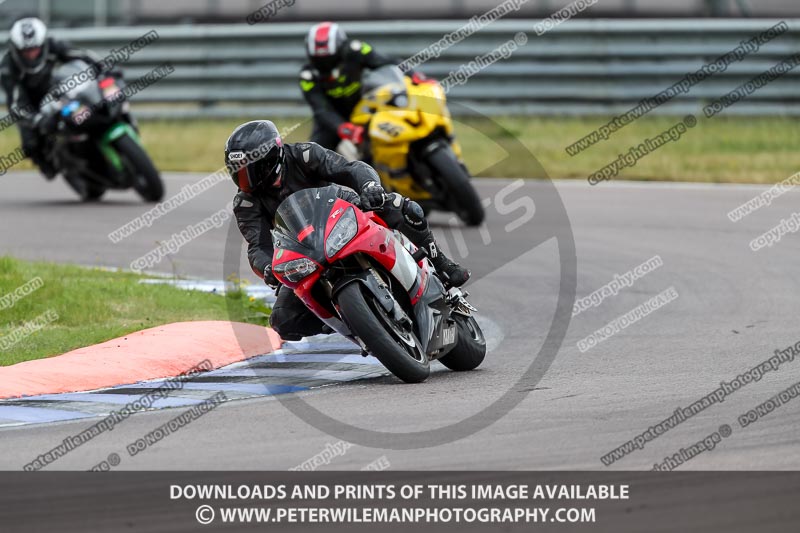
[377,122,403,137]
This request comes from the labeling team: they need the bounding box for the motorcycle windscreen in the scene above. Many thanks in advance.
[47,60,103,106]
[272,186,341,264]
[360,65,408,108]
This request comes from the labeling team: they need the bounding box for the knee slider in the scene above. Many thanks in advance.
[402,199,426,228]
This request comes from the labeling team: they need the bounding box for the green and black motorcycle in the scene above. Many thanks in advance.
[36,60,163,202]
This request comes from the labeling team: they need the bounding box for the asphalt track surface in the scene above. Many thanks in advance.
[1,171,799,471]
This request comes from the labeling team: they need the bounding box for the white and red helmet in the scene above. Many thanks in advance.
[305,22,347,73]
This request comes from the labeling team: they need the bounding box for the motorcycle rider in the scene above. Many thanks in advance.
[299,21,430,151]
[0,17,103,179]
[227,120,470,341]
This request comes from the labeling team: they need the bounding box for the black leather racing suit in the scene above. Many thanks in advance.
[0,37,101,173]
[299,39,396,150]
[233,142,440,341]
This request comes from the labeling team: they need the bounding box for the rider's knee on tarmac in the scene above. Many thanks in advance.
[270,306,329,341]
[269,311,303,342]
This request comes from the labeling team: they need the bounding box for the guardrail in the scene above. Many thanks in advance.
[1,19,799,118]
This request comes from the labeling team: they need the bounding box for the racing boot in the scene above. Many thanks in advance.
[393,194,471,288]
[421,233,470,288]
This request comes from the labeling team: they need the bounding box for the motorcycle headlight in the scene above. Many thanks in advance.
[273,257,318,283]
[325,207,358,258]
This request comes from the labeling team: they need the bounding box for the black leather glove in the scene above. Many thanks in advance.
[263,264,279,289]
[335,187,361,205]
[359,181,386,211]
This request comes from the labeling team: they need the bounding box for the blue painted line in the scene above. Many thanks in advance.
[30,393,205,408]
[208,368,384,381]
[168,382,308,394]
[256,353,381,365]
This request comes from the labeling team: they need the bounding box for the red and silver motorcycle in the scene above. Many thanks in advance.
[271,185,486,383]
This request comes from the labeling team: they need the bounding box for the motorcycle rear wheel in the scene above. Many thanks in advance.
[426,146,485,226]
[64,172,106,202]
[437,314,486,371]
[336,282,430,383]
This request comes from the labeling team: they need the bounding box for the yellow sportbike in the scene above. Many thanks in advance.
[347,66,485,226]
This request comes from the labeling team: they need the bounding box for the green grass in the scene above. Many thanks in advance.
[1,115,798,183]
[0,257,266,366]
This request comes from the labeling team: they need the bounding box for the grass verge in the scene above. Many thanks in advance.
[2,115,798,183]
[0,257,268,366]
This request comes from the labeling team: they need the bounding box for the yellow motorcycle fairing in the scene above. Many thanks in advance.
[351,76,459,200]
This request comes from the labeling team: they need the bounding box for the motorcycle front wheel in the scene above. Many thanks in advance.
[336,282,430,383]
[114,135,164,202]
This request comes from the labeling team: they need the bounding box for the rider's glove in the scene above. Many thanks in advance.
[337,122,365,144]
[336,187,362,205]
[263,264,280,289]
[359,181,386,211]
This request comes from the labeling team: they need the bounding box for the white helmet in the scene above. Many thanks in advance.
[9,17,49,74]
